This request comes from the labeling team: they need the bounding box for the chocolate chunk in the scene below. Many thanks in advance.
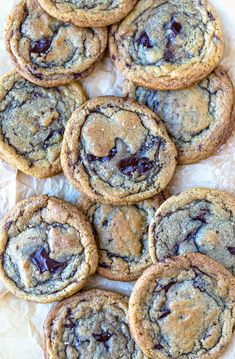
[192,210,208,224]
[158,308,171,319]
[136,31,153,48]
[103,219,109,227]
[117,156,154,178]
[73,73,82,79]
[87,147,117,163]
[155,344,164,350]
[171,19,182,35]
[93,331,113,350]
[208,12,215,20]
[228,247,235,255]
[31,246,65,274]
[30,38,51,54]
[165,18,182,36]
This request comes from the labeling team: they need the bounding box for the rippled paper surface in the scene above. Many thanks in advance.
[0,0,234,358]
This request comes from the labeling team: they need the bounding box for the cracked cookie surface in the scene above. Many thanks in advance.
[0,70,86,178]
[0,196,98,303]
[124,67,234,164]
[85,194,164,281]
[38,0,138,27]
[149,187,235,275]
[129,254,235,359]
[61,96,177,205]
[5,0,108,87]
[44,289,145,359]
[110,0,224,90]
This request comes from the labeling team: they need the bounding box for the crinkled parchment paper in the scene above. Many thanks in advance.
[0,1,234,358]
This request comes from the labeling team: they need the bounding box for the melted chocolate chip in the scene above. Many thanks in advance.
[155,344,164,350]
[111,55,116,61]
[73,73,82,79]
[31,246,65,274]
[136,31,153,48]
[30,38,51,54]
[171,19,182,35]
[165,17,182,36]
[99,263,111,268]
[103,219,109,227]
[67,308,72,317]
[158,308,171,320]
[208,12,215,21]
[93,331,113,350]
[117,136,162,177]
[117,156,154,178]
[93,331,112,343]
[192,210,208,224]
[87,147,117,163]
[228,247,235,255]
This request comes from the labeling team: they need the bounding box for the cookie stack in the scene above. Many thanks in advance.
[0,0,234,358]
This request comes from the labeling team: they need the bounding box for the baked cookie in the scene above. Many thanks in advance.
[61,96,177,205]
[124,67,234,164]
[0,70,86,178]
[5,0,107,87]
[110,0,224,90]
[85,194,165,281]
[0,196,98,303]
[149,187,235,275]
[129,254,235,359]
[44,289,145,358]
[38,0,138,27]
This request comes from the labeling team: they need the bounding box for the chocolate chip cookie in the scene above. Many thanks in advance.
[44,289,145,358]
[129,254,235,359]
[0,196,98,303]
[85,194,165,282]
[38,0,138,27]
[61,96,177,205]
[110,0,224,90]
[0,70,86,178]
[149,187,235,275]
[124,67,234,164]
[5,0,108,87]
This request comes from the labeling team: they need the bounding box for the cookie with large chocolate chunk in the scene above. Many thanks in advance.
[5,0,107,87]
[129,254,235,358]
[38,0,138,27]
[110,0,223,90]
[0,196,98,303]
[44,289,145,358]
[124,67,234,164]
[61,96,177,204]
[149,187,235,275]
[0,70,86,178]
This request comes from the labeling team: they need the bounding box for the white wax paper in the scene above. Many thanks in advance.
[0,1,234,358]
